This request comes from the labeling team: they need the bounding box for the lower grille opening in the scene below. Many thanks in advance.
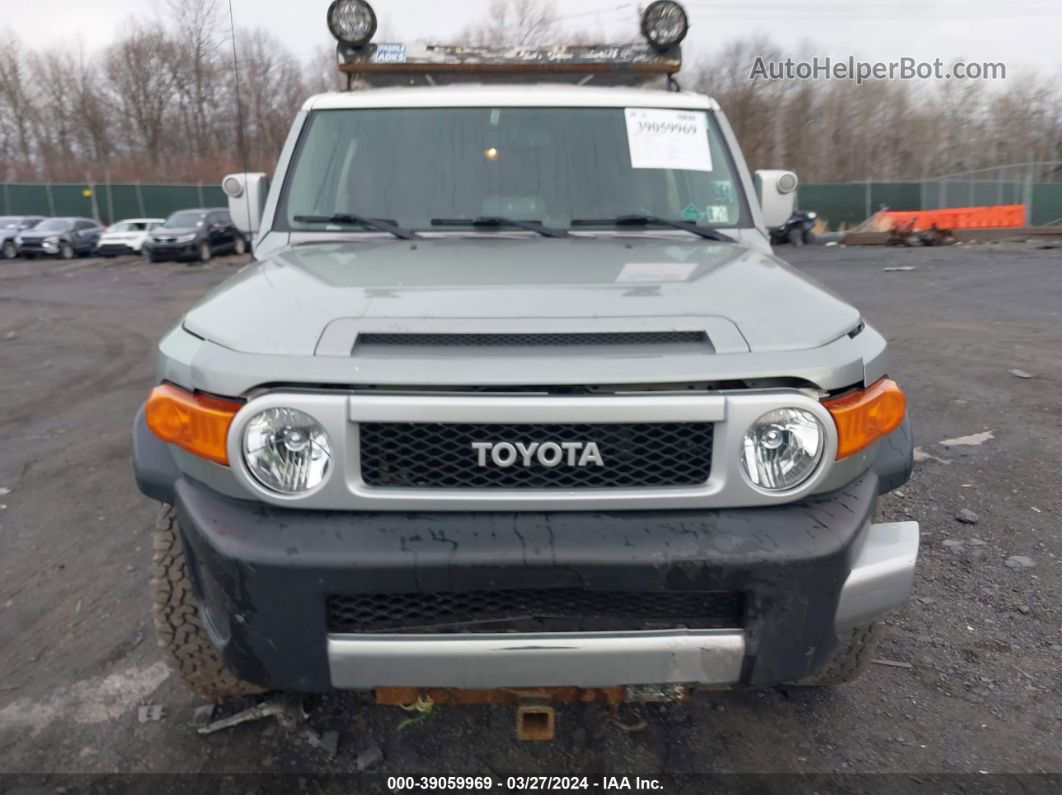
[327,589,744,634]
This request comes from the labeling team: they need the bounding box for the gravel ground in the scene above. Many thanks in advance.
[0,244,1059,784]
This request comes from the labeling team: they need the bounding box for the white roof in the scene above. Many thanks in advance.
[305,84,719,112]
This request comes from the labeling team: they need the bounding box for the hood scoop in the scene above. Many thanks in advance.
[355,330,711,350]
[315,317,749,357]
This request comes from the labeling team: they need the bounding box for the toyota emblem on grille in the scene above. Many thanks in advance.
[471,441,604,468]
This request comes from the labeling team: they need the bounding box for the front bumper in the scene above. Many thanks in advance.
[144,241,198,259]
[96,242,139,255]
[17,240,58,256]
[163,469,915,691]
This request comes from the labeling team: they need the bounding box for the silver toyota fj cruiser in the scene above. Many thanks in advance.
[133,1,918,713]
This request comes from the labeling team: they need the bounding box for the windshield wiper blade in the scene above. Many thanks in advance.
[571,215,732,242]
[293,213,417,240]
[431,217,569,238]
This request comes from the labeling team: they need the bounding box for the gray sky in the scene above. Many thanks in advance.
[3,0,1060,77]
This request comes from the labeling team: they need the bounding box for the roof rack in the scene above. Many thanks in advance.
[337,42,683,89]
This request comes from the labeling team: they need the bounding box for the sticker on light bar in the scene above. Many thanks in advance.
[373,43,406,63]
[625,108,712,172]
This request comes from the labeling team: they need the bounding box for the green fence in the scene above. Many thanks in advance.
[1032,184,1062,226]
[797,182,921,229]
[4,177,1062,231]
[0,182,228,224]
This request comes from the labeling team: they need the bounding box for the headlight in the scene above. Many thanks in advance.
[175,233,196,243]
[741,408,825,491]
[243,407,333,494]
[327,0,377,47]
[641,0,689,51]
[44,236,59,245]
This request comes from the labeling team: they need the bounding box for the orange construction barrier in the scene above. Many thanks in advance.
[874,205,1024,232]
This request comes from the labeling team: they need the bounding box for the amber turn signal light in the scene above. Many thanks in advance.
[823,378,907,460]
[144,384,242,465]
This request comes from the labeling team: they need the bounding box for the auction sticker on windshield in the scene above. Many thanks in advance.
[625,108,712,172]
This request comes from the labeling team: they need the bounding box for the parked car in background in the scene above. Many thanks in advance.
[1,215,46,259]
[96,218,164,256]
[16,217,103,259]
[142,208,247,263]
[770,210,818,246]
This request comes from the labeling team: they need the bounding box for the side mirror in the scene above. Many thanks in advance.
[754,170,799,230]
[222,172,269,237]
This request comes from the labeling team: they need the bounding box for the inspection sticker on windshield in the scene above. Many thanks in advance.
[625,108,712,172]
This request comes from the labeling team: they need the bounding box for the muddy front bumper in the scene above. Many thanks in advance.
[155,468,915,693]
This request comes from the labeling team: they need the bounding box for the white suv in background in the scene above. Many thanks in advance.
[96,218,164,256]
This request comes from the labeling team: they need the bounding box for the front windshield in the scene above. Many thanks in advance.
[34,219,72,232]
[163,211,204,228]
[278,107,748,232]
[109,221,150,232]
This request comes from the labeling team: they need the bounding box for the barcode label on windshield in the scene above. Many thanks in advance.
[625,108,712,172]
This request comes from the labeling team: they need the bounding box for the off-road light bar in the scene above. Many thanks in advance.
[327,0,377,48]
[333,3,685,88]
[641,1,690,52]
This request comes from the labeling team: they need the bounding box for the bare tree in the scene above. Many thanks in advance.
[102,25,179,173]
[166,0,224,155]
[459,0,559,47]
[0,35,38,179]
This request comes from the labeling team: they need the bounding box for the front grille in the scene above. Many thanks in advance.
[356,331,708,347]
[359,422,713,489]
[327,589,744,633]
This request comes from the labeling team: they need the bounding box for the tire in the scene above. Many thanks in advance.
[787,227,804,246]
[152,505,265,700]
[1,240,16,260]
[802,230,816,245]
[59,242,75,260]
[232,235,246,256]
[197,241,212,263]
[793,622,885,686]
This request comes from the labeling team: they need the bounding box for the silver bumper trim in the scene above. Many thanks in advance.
[835,520,919,630]
[327,629,746,689]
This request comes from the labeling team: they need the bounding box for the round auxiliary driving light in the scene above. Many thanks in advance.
[641,1,690,52]
[242,407,333,495]
[741,408,825,492]
[327,0,378,47]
